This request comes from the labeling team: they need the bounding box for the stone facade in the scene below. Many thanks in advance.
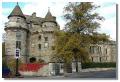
[89,41,116,62]
[4,4,59,64]
[4,3,116,76]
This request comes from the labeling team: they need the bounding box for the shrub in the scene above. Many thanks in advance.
[81,62,116,69]
[7,59,21,76]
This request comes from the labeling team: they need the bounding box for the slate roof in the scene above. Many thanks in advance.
[8,4,26,19]
[44,9,56,23]
[8,3,57,25]
[45,10,53,19]
[25,15,44,25]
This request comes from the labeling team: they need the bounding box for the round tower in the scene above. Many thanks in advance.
[4,3,28,63]
[37,8,60,63]
[42,8,60,31]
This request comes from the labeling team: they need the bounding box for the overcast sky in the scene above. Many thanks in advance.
[1,1,116,41]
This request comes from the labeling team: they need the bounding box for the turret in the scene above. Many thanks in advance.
[42,8,60,31]
[4,3,28,63]
[5,3,28,31]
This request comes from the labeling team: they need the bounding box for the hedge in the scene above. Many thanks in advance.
[81,62,116,69]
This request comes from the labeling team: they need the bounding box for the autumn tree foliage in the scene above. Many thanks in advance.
[53,2,109,72]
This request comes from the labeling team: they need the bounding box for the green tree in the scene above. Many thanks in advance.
[53,2,109,73]
[2,42,7,67]
[64,2,104,34]
[54,31,90,72]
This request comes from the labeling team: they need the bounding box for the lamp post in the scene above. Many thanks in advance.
[15,48,20,77]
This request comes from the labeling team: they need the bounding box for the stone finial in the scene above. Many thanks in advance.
[17,2,18,5]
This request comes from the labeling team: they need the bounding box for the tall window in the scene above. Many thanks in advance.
[44,37,48,41]
[99,57,102,62]
[16,41,21,49]
[38,35,41,40]
[90,46,94,54]
[91,57,94,62]
[16,31,21,40]
[98,46,101,54]
[44,42,49,48]
[105,49,107,54]
[99,47,101,53]
[38,44,41,50]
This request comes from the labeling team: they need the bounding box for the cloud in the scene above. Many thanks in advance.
[97,4,116,19]
[98,17,116,40]
[95,3,116,40]
[22,2,67,29]
[22,2,67,17]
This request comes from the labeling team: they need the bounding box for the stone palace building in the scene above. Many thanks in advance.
[4,3,116,76]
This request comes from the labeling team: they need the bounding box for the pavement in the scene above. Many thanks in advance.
[64,69,117,79]
[6,68,117,80]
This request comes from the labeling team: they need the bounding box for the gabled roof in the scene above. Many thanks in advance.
[8,3,26,19]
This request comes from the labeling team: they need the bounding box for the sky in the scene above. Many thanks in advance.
[1,1,116,41]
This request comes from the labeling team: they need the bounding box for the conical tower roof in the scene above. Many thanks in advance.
[44,8,56,23]
[8,3,26,19]
[45,8,53,19]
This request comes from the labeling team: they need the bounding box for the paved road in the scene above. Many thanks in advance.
[7,69,117,80]
[64,69,116,79]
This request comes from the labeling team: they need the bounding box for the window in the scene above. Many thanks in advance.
[38,35,41,40]
[16,41,21,49]
[44,42,48,48]
[16,31,21,40]
[44,37,48,41]
[90,46,94,54]
[105,49,107,54]
[99,57,102,62]
[38,44,41,50]
[97,46,101,54]
[16,17,20,22]
[98,47,101,53]
[91,57,94,62]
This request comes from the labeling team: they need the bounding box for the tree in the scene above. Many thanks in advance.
[2,42,6,67]
[64,2,104,34]
[54,31,90,72]
[53,2,109,73]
